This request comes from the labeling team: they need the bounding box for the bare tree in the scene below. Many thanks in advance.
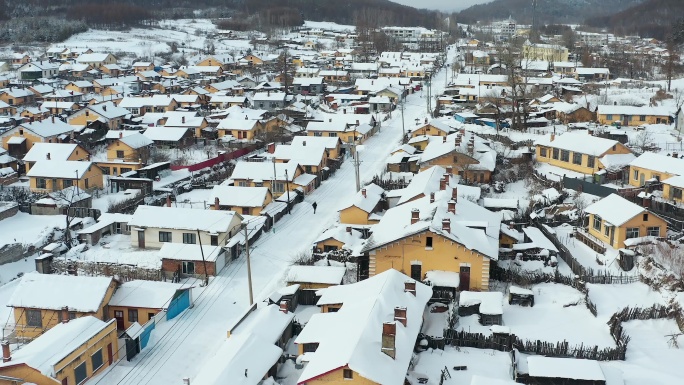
[275,49,295,94]
[49,187,89,249]
[630,130,655,154]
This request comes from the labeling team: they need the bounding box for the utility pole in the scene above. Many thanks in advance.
[351,142,361,192]
[243,224,253,305]
[284,169,291,214]
[196,229,209,286]
[400,97,406,144]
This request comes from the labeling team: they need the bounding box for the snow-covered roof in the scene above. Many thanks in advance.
[76,53,114,63]
[229,161,299,183]
[0,316,114,376]
[20,119,74,138]
[129,205,240,233]
[119,133,154,149]
[142,126,190,142]
[290,135,340,150]
[314,225,366,254]
[663,175,684,189]
[535,132,623,156]
[300,269,431,385]
[522,227,558,252]
[459,291,503,315]
[526,356,605,381]
[286,265,346,285]
[158,243,225,262]
[630,152,684,176]
[397,165,445,205]
[23,143,80,162]
[216,117,259,131]
[210,185,270,207]
[26,160,93,179]
[599,153,636,171]
[597,104,672,117]
[108,280,187,309]
[273,143,326,166]
[87,101,130,119]
[339,183,385,213]
[7,273,113,312]
[424,270,460,288]
[585,194,646,226]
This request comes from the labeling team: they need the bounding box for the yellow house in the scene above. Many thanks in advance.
[108,280,189,330]
[0,317,118,385]
[418,133,497,184]
[1,120,76,158]
[585,194,667,249]
[295,269,431,385]
[6,274,116,339]
[522,41,569,62]
[132,61,154,72]
[67,101,130,130]
[535,132,632,175]
[410,120,454,139]
[22,143,90,173]
[286,265,346,291]
[242,54,264,66]
[597,105,672,126]
[95,133,152,176]
[0,88,36,106]
[339,184,386,225]
[229,161,305,198]
[628,152,684,187]
[210,185,273,215]
[216,117,263,141]
[273,142,328,177]
[663,175,684,205]
[27,160,104,193]
[313,225,366,254]
[291,135,343,160]
[65,81,94,94]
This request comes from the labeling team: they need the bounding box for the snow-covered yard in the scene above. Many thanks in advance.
[410,347,514,385]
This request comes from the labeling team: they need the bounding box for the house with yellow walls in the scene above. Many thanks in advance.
[6,273,116,339]
[628,151,684,187]
[272,142,327,180]
[313,225,366,254]
[418,132,497,184]
[108,280,189,331]
[229,161,310,198]
[242,54,264,66]
[339,183,386,225]
[0,88,36,106]
[209,185,273,215]
[584,194,667,249]
[132,61,154,72]
[305,115,377,144]
[76,52,117,67]
[360,183,500,291]
[67,101,130,130]
[0,120,75,158]
[23,143,89,173]
[286,265,346,291]
[522,40,569,62]
[118,95,179,116]
[662,175,684,206]
[291,135,343,159]
[295,269,431,385]
[26,160,104,193]
[535,132,633,175]
[0,317,118,385]
[410,120,455,139]
[65,81,95,94]
[597,105,673,126]
[94,133,152,176]
[216,117,263,141]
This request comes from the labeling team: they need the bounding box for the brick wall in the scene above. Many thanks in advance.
[162,258,216,277]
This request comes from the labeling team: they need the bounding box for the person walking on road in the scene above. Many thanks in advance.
[312,201,318,214]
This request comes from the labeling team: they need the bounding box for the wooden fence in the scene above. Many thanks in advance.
[51,259,164,281]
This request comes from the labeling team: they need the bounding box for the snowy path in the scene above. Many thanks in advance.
[96,57,452,385]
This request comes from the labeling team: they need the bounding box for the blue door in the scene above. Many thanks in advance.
[166,289,191,320]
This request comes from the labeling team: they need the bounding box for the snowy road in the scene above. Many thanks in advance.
[95,54,452,385]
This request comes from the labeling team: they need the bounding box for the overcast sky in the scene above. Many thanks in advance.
[390,0,493,12]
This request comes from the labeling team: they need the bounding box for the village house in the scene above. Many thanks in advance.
[0,316,119,385]
[76,53,117,67]
[292,77,325,95]
[597,105,672,126]
[291,135,344,159]
[159,243,229,278]
[522,41,569,62]
[210,185,273,215]
[295,269,431,384]
[313,225,366,257]
[272,142,328,182]
[339,184,387,225]
[628,151,684,187]
[5,273,116,338]
[418,132,497,184]
[0,87,36,106]
[252,92,288,111]
[68,101,130,130]
[26,160,103,193]
[95,133,152,176]
[228,161,310,198]
[584,193,667,249]
[306,115,376,144]
[17,61,60,80]
[108,280,191,330]
[535,132,632,175]
[361,177,500,290]
[142,126,194,148]
[118,95,179,115]
[23,142,90,173]
[0,119,76,158]
[216,117,264,141]
[128,205,243,249]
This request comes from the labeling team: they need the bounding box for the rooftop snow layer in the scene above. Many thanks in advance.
[286,265,346,285]
[7,273,113,312]
[585,193,646,226]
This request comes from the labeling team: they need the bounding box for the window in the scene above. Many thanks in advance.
[587,155,595,168]
[303,342,319,353]
[560,150,570,162]
[26,309,42,327]
[343,369,353,379]
[84,179,89,189]
[552,148,559,160]
[673,187,683,199]
[128,309,138,322]
[91,349,104,371]
[74,362,87,385]
[159,231,172,242]
[182,233,196,244]
[241,207,250,215]
[323,245,339,252]
[625,227,640,239]
[182,261,195,275]
[328,132,337,137]
[593,215,602,230]
[37,178,47,189]
[604,225,610,236]
[643,213,648,221]
[313,132,322,137]
[426,236,433,248]
[540,147,547,157]
[273,182,286,193]
[633,170,639,180]
[640,115,646,122]
[237,181,248,187]
[647,226,660,237]
[63,179,73,189]
[116,150,124,159]
[211,235,219,246]
[606,114,613,120]
[572,152,582,165]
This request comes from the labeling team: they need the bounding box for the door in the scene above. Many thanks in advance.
[114,311,124,330]
[107,343,113,365]
[609,227,615,247]
[137,230,145,249]
[410,264,422,281]
[639,173,645,186]
[459,266,471,291]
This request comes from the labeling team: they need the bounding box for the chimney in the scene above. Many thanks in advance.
[102,105,107,111]
[46,152,51,160]
[51,116,55,123]
[442,136,447,143]
[446,166,453,175]
[61,306,69,323]
[329,118,332,122]
[356,119,360,126]
[245,115,248,120]
[346,226,352,234]
[448,199,456,214]
[550,133,555,142]
[119,131,123,139]
[302,140,306,146]
[394,307,407,327]
[214,197,220,210]
[439,176,447,191]
[442,218,451,233]
[429,192,435,203]
[267,142,275,153]
[381,322,397,359]
[404,280,416,296]
[1,340,9,363]
[183,378,190,385]
[182,116,186,124]
[166,195,171,207]
[452,187,458,201]
[460,128,465,135]
[279,300,289,314]
[343,109,346,114]
[267,90,270,96]
[410,208,419,224]
[362,188,366,198]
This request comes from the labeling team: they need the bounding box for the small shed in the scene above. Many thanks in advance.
[518,356,607,385]
[424,270,460,303]
[508,286,534,307]
[458,291,504,326]
[286,265,346,305]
